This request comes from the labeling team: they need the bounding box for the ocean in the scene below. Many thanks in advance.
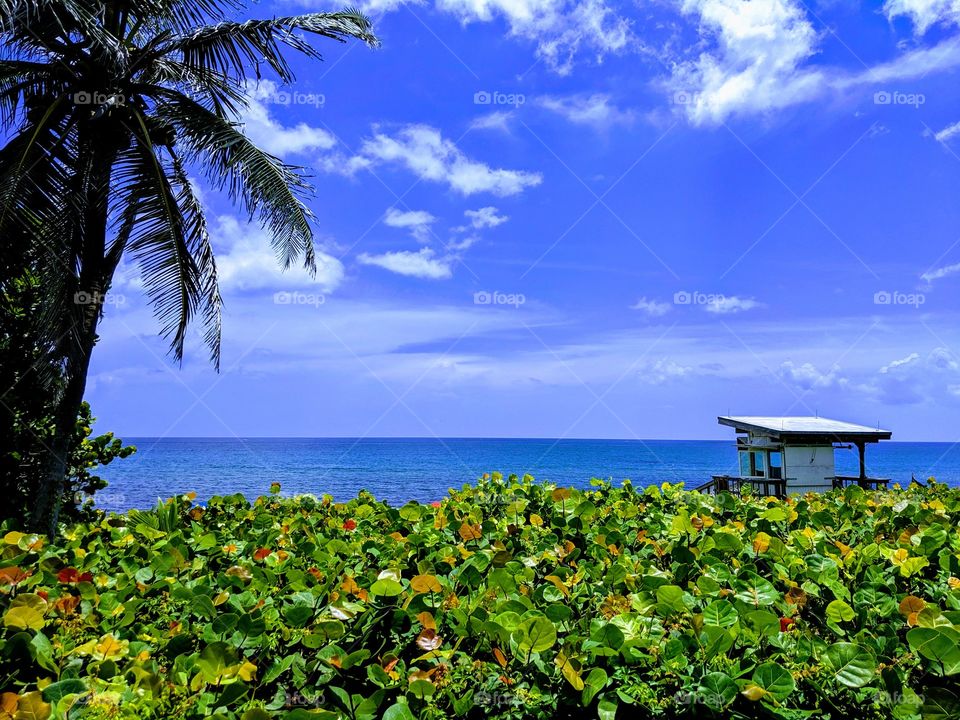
[94,438,960,511]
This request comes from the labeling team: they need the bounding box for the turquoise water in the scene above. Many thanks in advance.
[94,438,960,511]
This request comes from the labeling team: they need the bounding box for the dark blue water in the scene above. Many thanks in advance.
[94,438,960,511]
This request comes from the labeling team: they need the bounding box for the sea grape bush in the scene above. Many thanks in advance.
[1,476,960,719]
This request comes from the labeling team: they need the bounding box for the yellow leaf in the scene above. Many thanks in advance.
[2,532,24,546]
[741,684,767,702]
[891,549,910,566]
[434,513,448,530]
[411,575,442,594]
[417,611,436,630]
[555,651,584,691]
[236,660,257,682]
[552,488,572,502]
[213,592,230,606]
[752,532,771,554]
[12,691,49,720]
[529,514,543,527]
[3,595,46,631]
[94,634,127,660]
[948,577,960,590]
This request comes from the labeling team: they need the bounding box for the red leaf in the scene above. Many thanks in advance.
[58,568,79,584]
[779,617,795,632]
[253,548,271,561]
[343,519,357,531]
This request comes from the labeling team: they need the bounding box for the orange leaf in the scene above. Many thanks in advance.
[785,587,808,608]
[0,567,30,586]
[493,647,508,668]
[411,574,442,594]
[458,523,482,542]
[54,595,80,616]
[899,595,926,617]
[0,692,17,720]
[253,548,271,561]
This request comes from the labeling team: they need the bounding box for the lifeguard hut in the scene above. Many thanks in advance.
[697,416,892,497]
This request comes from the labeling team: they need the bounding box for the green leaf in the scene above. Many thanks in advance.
[826,599,855,624]
[822,642,877,687]
[41,678,86,704]
[702,600,738,628]
[598,697,618,720]
[733,574,778,607]
[656,585,686,613]
[752,662,795,700]
[581,668,608,706]
[697,672,738,710]
[514,615,557,655]
[907,628,960,675]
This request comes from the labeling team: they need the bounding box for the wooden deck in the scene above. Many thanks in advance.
[694,475,787,498]
[695,474,891,498]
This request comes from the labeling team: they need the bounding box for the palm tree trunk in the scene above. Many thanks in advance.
[31,141,115,538]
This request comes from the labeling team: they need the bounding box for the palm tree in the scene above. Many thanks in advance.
[0,0,378,536]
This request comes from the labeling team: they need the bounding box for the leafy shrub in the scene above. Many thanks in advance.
[1,476,959,719]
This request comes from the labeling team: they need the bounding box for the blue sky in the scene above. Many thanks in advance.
[89,0,960,441]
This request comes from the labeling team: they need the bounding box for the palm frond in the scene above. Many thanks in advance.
[112,120,204,365]
[153,90,317,273]
[164,12,378,84]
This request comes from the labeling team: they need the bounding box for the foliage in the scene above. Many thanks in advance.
[1,477,960,719]
[63,402,137,523]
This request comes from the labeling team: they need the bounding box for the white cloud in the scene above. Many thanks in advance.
[778,361,846,390]
[435,0,634,75]
[214,216,344,293]
[921,260,960,284]
[326,124,542,197]
[240,80,336,157]
[669,0,824,125]
[538,93,634,127]
[640,358,694,384]
[630,297,672,316]
[884,0,960,34]
[469,111,515,132]
[933,120,960,143]
[357,247,454,279]
[383,207,437,242]
[704,295,760,313]
[463,206,509,229]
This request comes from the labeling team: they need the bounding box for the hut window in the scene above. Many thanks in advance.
[769,451,782,479]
